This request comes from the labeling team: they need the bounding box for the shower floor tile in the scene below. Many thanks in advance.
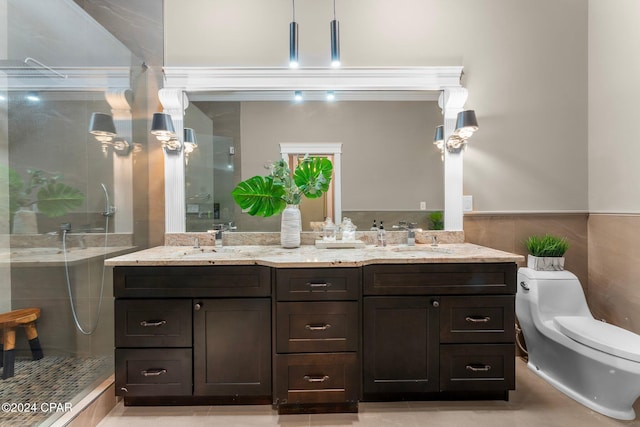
[0,355,112,427]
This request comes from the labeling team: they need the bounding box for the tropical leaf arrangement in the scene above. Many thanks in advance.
[7,167,85,218]
[232,155,333,217]
[525,234,570,257]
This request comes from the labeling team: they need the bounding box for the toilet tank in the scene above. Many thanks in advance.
[517,268,592,321]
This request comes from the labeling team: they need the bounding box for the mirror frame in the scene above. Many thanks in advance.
[160,67,468,232]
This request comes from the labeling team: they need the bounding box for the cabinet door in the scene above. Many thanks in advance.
[363,297,439,395]
[193,298,271,397]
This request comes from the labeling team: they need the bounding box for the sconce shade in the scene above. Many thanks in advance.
[330,19,340,67]
[184,128,197,145]
[434,125,444,145]
[150,112,175,136]
[289,21,299,67]
[454,110,479,139]
[89,113,116,136]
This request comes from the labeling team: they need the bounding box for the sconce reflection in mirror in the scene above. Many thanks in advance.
[89,112,132,157]
[183,128,198,164]
[433,110,479,159]
[150,112,182,154]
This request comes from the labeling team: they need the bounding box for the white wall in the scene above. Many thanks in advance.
[165,0,589,213]
[588,0,640,213]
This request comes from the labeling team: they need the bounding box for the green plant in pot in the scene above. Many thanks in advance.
[525,234,570,271]
[7,167,85,234]
[428,211,444,230]
[231,156,333,248]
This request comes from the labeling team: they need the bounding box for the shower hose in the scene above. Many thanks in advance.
[62,215,109,335]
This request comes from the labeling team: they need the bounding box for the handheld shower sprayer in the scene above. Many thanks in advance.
[100,183,116,217]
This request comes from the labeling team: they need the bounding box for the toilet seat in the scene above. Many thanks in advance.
[554,316,640,363]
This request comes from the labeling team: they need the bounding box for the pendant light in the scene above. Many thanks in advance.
[289,0,299,68]
[330,0,340,67]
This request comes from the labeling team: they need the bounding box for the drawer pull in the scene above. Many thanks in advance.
[303,374,330,383]
[140,368,167,377]
[305,323,332,331]
[306,282,331,288]
[140,320,167,327]
[466,364,492,372]
[465,316,491,323]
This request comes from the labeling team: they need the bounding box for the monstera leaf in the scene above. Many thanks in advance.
[231,175,287,217]
[293,157,333,199]
[36,183,85,218]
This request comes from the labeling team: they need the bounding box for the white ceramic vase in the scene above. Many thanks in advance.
[12,207,38,234]
[281,204,301,248]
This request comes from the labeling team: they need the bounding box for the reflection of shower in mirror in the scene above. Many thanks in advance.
[100,183,117,217]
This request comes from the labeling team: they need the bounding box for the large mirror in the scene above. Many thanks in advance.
[161,67,468,232]
[184,96,444,232]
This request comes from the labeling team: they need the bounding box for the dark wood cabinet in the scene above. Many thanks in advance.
[114,266,271,405]
[363,297,440,395]
[193,298,271,396]
[114,260,517,409]
[362,263,516,401]
[273,268,360,413]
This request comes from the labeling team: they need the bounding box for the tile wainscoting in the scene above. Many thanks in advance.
[588,214,640,335]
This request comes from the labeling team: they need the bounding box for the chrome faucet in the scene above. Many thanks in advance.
[430,235,438,247]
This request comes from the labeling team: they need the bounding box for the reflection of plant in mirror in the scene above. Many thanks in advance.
[7,167,85,217]
[231,156,333,217]
[428,211,444,230]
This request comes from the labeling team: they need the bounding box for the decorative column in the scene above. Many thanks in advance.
[105,89,133,233]
[439,87,468,231]
[158,88,188,233]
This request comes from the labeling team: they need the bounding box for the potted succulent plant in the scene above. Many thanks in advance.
[8,167,85,234]
[231,156,333,248]
[525,234,570,271]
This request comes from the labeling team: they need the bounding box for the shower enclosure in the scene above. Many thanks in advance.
[1,1,159,425]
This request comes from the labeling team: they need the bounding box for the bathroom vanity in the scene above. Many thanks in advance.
[107,243,523,413]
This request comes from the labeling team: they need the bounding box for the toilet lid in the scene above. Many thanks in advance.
[554,316,640,363]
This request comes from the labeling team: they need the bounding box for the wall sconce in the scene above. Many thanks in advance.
[150,112,182,154]
[89,112,131,157]
[183,128,198,164]
[433,110,479,156]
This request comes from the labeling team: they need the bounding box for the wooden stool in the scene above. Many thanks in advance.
[0,308,43,379]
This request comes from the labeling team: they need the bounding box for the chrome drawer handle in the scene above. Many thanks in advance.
[303,375,330,383]
[306,282,331,288]
[465,316,491,323]
[466,364,492,372]
[140,320,167,327]
[305,323,332,331]
[140,368,167,377]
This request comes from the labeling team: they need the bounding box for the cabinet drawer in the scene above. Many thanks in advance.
[363,263,516,296]
[277,302,358,353]
[275,353,359,404]
[114,265,271,298]
[115,299,192,347]
[440,344,515,391]
[440,296,515,343]
[115,348,192,396]
[276,268,360,301]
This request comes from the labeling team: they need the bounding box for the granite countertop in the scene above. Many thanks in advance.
[104,243,524,268]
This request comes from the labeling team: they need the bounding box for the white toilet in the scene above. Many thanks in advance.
[516,267,640,420]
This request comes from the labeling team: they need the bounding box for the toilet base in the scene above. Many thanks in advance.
[527,362,636,421]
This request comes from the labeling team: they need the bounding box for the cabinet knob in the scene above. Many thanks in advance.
[194,303,202,311]
[432,300,440,308]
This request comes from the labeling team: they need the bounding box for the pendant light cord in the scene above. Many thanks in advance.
[292,0,296,21]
